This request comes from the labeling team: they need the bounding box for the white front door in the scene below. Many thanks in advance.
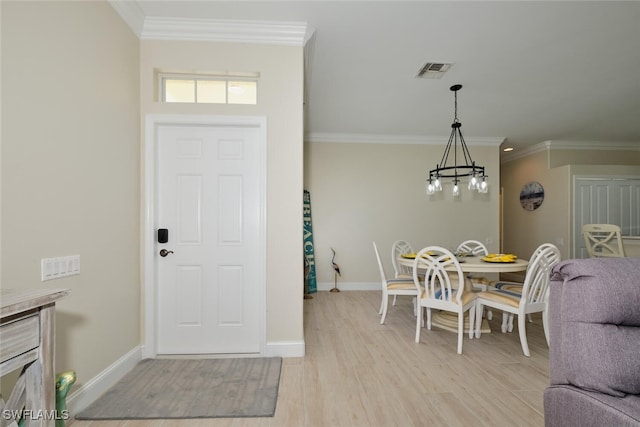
[154,120,264,354]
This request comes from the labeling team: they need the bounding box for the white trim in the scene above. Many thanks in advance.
[551,140,640,151]
[66,346,142,417]
[108,0,145,37]
[141,17,313,46]
[502,140,640,163]
[108,1,314,46]
[316,281,380,291]
[108,2,315,45]
[143,114,268,358]
[502,141,550,163]
[264,341,306,358]
[306,132,504,146]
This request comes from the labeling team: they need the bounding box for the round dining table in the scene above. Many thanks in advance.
[397,254,529,334]
[397,254,529,274]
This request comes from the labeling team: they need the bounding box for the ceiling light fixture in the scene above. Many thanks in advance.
[426,84,488,197]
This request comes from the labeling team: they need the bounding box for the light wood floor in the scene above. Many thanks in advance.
[69,291,549,427]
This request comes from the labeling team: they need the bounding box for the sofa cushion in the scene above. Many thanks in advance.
[544,385,640,427]
[549,258,640,397]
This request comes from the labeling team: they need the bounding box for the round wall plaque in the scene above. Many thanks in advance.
[519,181,544,211]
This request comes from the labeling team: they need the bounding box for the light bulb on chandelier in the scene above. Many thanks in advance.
[468,175,478,190]
[452,180,461,197]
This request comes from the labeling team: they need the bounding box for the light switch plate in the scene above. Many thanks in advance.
[41,255,80,281]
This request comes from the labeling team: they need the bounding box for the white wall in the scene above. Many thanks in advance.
[1,0,140,391]
[304,140,501,288]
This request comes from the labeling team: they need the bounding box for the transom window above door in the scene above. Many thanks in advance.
[158,72,258,105]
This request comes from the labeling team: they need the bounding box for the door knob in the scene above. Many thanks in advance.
[159,249,174,257]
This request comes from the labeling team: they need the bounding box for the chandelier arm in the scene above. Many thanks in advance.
[457,131,475,167]
[438,129,456,170]
[453,127,458,170]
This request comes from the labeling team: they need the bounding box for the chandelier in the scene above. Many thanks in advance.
[426,84,488,197]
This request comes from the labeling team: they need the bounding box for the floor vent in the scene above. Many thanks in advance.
[416,62,453,79]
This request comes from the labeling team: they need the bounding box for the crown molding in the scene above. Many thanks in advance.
[109,0,145,37]
[549,140,640,151]
[141,17,313,46]
[501,141,550,163]
[305,133,504,146]
[108,2,313,46]
[502,140,640,164]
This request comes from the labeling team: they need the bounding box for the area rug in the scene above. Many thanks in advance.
[76,357,282,419]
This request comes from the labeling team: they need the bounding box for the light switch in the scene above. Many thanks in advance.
[41,255,80,281]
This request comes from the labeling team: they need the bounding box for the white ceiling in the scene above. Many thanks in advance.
[124,1,640,154]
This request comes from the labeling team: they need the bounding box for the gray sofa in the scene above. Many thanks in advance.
[544,258,640,426]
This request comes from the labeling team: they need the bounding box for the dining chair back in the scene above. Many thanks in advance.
[373,242,419,325]
[456,239,490,292]
[474,243,561,356]
[582,224,626,258]
[491,242,560,324]
[492,242,558,291]
[412,246,476,354]
[391,240,414,278]
[456,240,489,257]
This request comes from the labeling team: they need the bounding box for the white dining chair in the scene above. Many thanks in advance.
[455,239,492,318]
[582,224,626,258]
[390,240,414,307]
[491,242,559,296]
[490,243,559,325]
[456,239,490,289]
[413,246,476,354]
[391,240,414,278]
[456,239,489,257]
[490,243,561,329]
[373,242,420,324]
[474,243,561,357]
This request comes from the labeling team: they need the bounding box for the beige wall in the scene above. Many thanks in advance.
[501,146,640,263]
[304,140,501,286]
[1,0,140,391]
[501,151,571,261]
[2,1,305,397]
[139,40,304,345]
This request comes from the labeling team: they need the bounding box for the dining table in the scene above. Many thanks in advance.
[397,253,529,334]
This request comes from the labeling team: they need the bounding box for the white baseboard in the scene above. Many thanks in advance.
[316,281,378,291]
[66,346,142,417]
[264,340,305,357]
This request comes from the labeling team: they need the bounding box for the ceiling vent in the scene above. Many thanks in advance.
[416,62,453,79]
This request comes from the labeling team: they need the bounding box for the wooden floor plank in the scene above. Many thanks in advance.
[70,291,547,427]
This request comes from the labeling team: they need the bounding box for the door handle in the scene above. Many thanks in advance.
[159,249,174,257]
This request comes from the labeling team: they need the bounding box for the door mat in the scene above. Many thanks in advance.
[76,357,282,419]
